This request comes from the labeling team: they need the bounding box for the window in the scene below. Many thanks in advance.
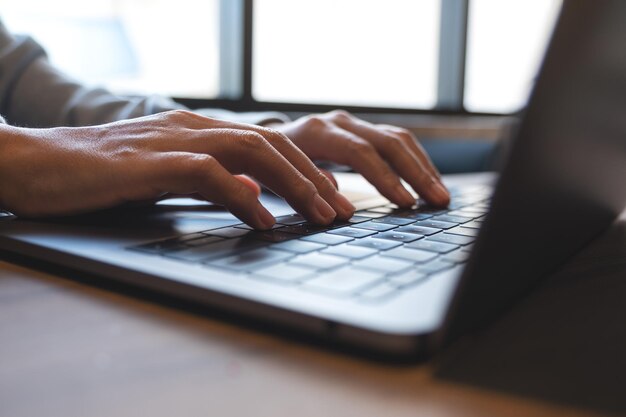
[0,0,221,98]
[0,0,563,114]
[464,0,562,113]
[252,0,440,109]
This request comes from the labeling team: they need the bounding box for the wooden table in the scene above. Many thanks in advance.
[2,214,625,417]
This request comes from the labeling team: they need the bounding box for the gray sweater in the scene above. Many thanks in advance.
[0,20,288,128]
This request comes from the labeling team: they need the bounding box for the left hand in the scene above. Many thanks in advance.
[268,110,450,208]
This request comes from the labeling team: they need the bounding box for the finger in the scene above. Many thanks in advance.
[320,169,338,190]
[199,120,355,220]
[147,152,276,229]
[378,124,442,179]
[333,117,449,207]
[314,126,417,207]
[175,129,338,224]
[235,175,261,197]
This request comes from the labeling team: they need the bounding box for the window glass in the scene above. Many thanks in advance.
[0,0,220,98]
[253,0,441,109]
[464,0,562,113]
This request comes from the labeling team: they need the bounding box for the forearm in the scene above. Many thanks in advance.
[0,122,21,210]
[0,21,288,127]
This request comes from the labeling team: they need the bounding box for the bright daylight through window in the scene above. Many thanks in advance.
[253,0,441,109]
[0,0,562,114]
[0,0,221,98]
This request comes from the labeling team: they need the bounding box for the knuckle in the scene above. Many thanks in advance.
[329,109,351,122]
[261,128,291,146]
[348,139,375,155]
[187,154,218,177]
[386,136,407,153]
[299,177,318,197]
[167,110,215,127]
[229,183,257,205]
[168,109,195,120]
[303,115,328,131]
[238,131,269,151]
[313,169,337,193]
[397,128,417,143]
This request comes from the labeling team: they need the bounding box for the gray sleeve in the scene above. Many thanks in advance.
[0,21,289,128]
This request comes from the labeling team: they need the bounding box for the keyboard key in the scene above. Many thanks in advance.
[460,206,488,214]
[304,267,384,296]
[132,239,188,254]
[371,217,415,226]
[253,264,315,283]
[354,255,413,273]
[415,206,447,215]
[458,220,483,229]
[235,223,284,230]
[433,214,472,224]
[281,223,332,235]
[322,244,379,260]
[327,227,377,238]
[177,233,210,242]
[275,214,307,225]
[273,240,326,254]
[461,243,475,252]
[328,219,352,228]
[359,282,399,302]
[183,235,225,247]
[392,212,433,221]
[373,231,423,243]
[250,230,300,243]
[368,206,395,214]
[346,215,371,224]
[395,225,441,236]
[447,210,482,220]
[165,238,263,262]
[417,260,455,275]
[301,233,353,245]
[206,227,253,239]
[209,248,292,271]
[381,247,438,263]
[446,226,480,237]
[442,249,470,263]
[407,240,458,254]
[426,233,475,246]
[352,221,398,232]
[349,237,402,251]
[388,270,428,288]
[415,219,457,230]
[355,211,387,218]
[290,253,350,270]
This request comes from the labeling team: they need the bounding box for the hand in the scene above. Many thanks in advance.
[0,110,355,228]
[269,110,450,207]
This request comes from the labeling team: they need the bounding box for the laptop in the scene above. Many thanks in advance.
[1,0,625,357]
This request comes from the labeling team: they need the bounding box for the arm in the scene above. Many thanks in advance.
[0,21,287,127]
[0,20,448,213]
[0,111,354,227]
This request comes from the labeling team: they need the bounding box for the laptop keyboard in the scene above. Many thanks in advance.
[129,185,491,303]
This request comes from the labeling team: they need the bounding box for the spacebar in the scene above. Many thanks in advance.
[165,238,266,263]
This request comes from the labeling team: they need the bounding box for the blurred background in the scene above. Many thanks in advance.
[0,0,562,172]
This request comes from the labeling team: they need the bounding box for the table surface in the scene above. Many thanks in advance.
[1,207,625,417]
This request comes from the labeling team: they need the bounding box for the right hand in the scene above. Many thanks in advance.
[0,110,355,229]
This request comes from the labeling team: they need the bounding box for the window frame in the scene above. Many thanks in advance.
[175,0,509,117]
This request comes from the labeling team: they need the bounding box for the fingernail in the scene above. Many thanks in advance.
[256,204,276,229]
[313,194,336,223]
[394,184,415,207]
[333,192,355,218]
[430,181,450,206]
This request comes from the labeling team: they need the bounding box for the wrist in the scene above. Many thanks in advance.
[0,124,28,210]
